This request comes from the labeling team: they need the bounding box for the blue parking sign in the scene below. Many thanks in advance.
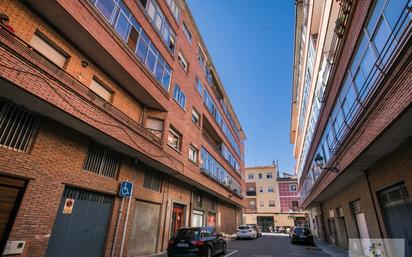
[119,181,132,197]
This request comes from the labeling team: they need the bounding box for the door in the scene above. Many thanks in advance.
[171,204,185,237]
[0,176,26,253]
[379,183,412,257]
[257,216,274,233]
[45,187,113,257]
[127,201,160,257]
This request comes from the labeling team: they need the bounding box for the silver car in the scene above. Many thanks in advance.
[236,225,257,239]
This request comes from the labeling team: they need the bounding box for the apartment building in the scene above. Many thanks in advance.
[291,0,412,256]
[244,165,306,232]
[0,0,246,256]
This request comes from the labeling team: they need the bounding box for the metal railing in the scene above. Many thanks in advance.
[0,27,163,146]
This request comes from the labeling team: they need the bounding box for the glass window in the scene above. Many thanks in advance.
[189,145,198,163]
[259,187,263,193]
[182,22,192,43]
[248,173,254,179]
[195,77,203,95]
[290,184,297,192]
[191,109,200,126]
[90,79,113,102]
[146,118,163,138]
[178,52,188,72]
[168,127,181,150]
[258,173,262,179]
[268,186,274,193]
[95,0,116,21]
[114,10,131,41]
[173,85,186,109]
[266,172,272,179]
[269,200,276,207]
[29,33,67,68]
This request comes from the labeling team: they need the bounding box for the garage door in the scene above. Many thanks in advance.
[45,187,113,257]
[0,176,26,253]
[127,200,160,257]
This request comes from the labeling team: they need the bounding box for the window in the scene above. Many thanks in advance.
[259,187,263,193]
[292,201,299,208]
[290,184,297,192]
[90,78,113,102]
[191,109,200,126]
[195,77,203,95]
[83,142,120,179]
[266,172,273,179]
[29,32,67,68]
[193,191,202,207]
[188,145,198,163]
[268,186,274,193]
[0,101,39,152]
[260,201,264,207]
[168,127,181,151]
[143,170,162,191]
[197,46,207,72]
[173,85,186,109]
[182,22,192,43]
[139,0,176,52]
[269,200,276,207]
[165,0,180,21]
[258,173,263,179]
[89,0,172,91]
[248,173,254,179]
[178,52,189,72]
[248,186,255,192]
[146,118,163,138]
[249,200,256,206]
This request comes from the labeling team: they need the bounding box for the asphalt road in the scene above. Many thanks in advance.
[156,234,331,257]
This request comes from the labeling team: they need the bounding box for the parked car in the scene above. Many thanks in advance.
[289,227,314,245]
[236,225,258,239]
[167,227,226,257]
[246,224,262,237]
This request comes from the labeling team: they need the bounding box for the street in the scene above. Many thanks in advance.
[156,234,331,257]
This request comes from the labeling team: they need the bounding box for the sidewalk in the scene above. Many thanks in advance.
[315,239,349,257]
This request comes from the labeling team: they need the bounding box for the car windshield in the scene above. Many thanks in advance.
[238,226,250,230]
[175,229,200,240]
[294,227,310,235]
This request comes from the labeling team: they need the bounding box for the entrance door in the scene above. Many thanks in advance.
[127,201,161,257]
[0,176,26,253]
[379,183,412,257]
[45,187,113,257]
[171,204,185,237]
[257,216,274,233]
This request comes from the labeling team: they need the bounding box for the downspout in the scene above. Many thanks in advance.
[189,189,193,226]
[364,169,384,238]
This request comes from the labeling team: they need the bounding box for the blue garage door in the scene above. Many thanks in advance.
[45,187,113,257]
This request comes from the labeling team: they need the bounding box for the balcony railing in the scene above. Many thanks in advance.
[0,27,162,146]
[246,190,256,196]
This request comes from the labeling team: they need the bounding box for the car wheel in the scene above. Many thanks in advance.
[222,242,227,255]
[207,247,212,257]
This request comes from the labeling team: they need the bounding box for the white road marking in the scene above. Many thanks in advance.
[223,249,239,257]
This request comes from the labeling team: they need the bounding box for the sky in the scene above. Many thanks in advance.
[187,0,296,173]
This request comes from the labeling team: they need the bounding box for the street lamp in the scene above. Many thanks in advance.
[314,154,339,173]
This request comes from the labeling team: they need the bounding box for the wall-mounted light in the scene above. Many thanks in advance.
[314,154,339,173]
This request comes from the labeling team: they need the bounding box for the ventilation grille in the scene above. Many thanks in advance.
[0,101,39,152]
[82,142,120,179]
[350,200,363,214]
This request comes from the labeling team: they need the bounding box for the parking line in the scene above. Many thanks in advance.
[223,249,238,257]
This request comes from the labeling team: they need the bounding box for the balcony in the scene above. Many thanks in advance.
[0,27,162,147]
[246,191,256,196]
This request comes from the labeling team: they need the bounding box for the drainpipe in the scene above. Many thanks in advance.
[319,202,327,243]
[119,160,137,257]
[364,169,384,238]
[110,196,125,257]
[189,189,193,226]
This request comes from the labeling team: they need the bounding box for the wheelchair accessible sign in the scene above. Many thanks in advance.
[119,181,133,197]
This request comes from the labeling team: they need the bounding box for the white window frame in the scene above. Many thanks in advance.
[29,32,68,68]
[188,144,198,163]
[167,127,181,151]
[182,21,192,43]
[90,78,113,102]
[191,109,200,126]
[178,52,189,72]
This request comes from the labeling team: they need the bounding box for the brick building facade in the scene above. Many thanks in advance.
[0,0,246,256]
[291,0,412,256]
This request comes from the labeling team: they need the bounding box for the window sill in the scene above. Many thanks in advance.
[167,143,182,154]
[188,159,199,166]
[173,98,186,112]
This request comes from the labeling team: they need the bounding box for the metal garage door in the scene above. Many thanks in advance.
[127,200,160,257]
[45,187,113,257]
[379,183,412,257]
[0,176,26,253]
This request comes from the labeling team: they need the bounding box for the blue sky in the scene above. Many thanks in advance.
[187,1,296,173]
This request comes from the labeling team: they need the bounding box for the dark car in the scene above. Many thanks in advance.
[289,227,314,245]
[167,227,226,257]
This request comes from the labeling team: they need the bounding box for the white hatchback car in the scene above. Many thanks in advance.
[236,225,257,239]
